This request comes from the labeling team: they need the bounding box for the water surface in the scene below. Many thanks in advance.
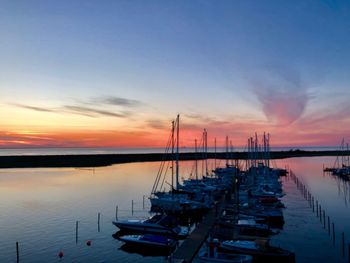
[0,157,349,262]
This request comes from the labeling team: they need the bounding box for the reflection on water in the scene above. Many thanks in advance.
[0,158,349,262]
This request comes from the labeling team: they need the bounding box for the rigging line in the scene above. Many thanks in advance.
[151,130,172,194]
[159,156,171,192]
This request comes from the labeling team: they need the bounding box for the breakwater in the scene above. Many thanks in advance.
[0,150,349,168]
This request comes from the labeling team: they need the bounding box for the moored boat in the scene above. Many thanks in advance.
[118,234,177,249]
[219,240,295,263]
[112,214,188,238]
[199,251,253,263]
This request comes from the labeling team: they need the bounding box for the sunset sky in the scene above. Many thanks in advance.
[1,0,350,148]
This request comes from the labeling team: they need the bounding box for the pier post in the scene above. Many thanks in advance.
[343,232,345,257]
[319,205,322,222]
[115,205,118,221]
[98,212,101,232]
[131,200,134,215]
[312,197,315,212]
[323,210,326,228]
[332,223,335,246]
[16,241,19,263]
[328,216,330,235]
[316,201,319,216]
[143,195,145,210]
[76,221,79,244]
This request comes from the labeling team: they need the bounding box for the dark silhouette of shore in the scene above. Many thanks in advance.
[0,150,348,168]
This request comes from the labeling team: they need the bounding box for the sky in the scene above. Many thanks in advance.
[1,0,350,148]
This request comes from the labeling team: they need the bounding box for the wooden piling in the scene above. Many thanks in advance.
[76,221,79,244]
[323,210,326,228]
[131,200,134,215]
[316,200,319,216]
[319,205,322,222]
[332,223,335,246]
[98,212,101,232]
[115,205,118,221]
[312,197,315,212]
[343,232,345,256]
[16,242,19,263]
[328,216,330,235]
[143,195,145,210]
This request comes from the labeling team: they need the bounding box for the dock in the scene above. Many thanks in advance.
[171,199,225,263]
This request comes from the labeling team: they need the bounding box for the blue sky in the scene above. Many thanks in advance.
[1,0,350,147]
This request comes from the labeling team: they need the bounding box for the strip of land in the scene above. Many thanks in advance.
[0,150,347,168]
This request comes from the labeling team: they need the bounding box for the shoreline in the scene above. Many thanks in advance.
[0,150,347,168]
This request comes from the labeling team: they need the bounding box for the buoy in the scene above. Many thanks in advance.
[58,251,64,258]
[86,240,92,246]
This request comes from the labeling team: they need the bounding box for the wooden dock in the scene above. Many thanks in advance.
[170,201,223,263]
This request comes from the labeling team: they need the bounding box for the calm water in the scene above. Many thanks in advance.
[0,157,349,262]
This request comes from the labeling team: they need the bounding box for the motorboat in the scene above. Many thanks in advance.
[118,234,177,249]
[113,214,188,238]
[199,251,253,263]
[219,240,295,263]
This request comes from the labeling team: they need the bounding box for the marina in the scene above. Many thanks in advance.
[2,1,350,262]
[1,153,350,262]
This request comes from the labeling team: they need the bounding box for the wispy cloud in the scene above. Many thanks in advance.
[250,65,311,126]
[10,95,144,118]
[11,103,55,113]
[63,105,128,118]
[146,119,169,130]
[92,96,143,107]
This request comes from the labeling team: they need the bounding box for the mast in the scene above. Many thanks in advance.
[225,136,229,167]
[214,137,217,169]
[171,120,175,191]
[205,129,208,176]
[175,114,180,190]
[267,133,270,168]
[347,143,350,167]
[195,139,198,180]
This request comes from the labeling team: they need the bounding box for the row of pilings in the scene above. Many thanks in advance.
[14,197,150,262]
[289,170,350,263]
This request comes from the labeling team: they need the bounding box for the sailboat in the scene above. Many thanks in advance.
[149,115,210,214]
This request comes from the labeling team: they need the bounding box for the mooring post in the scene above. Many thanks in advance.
[323,210,326,228]
[316,200,319,216]
[312,197,315,212]
[343,232,345,257]
[16,241,19,263]
[76,221,79,244]
[132,200,134,215]
[319,205,322,222]
[332,223,335,246]
[143,195,145,210]
[328,216,330,235]
[115,205,118,221]
[98,212,101,232]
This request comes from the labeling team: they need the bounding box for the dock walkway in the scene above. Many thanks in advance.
[171,200,224,263]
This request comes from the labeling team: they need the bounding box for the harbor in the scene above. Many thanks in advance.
[1,157,349,262]
[1,117,350,263]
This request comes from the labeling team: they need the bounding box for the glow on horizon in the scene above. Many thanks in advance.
[1,1,350,149]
